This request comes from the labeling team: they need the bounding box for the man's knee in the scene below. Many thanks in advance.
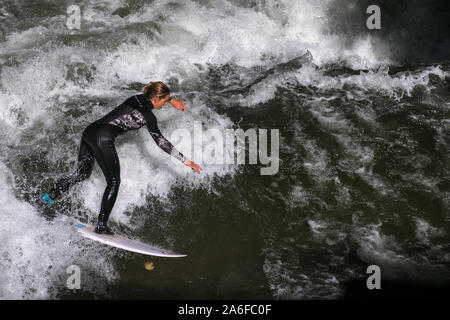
[107,176,121,188]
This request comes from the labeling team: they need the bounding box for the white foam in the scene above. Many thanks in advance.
[353,222,450,281]
[85,0,393,75]
[0,163,120,299]
[307,220,328,240]
[236,64,448,107]
[0,26,52,55]
[262,247,344,299]
[287,184,310,209]
[415,218,446,245]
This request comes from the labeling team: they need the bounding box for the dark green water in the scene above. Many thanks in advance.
[0,0,449,299]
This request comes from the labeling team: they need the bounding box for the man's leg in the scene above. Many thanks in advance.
[45,141,95,201]
[90,138,121,235]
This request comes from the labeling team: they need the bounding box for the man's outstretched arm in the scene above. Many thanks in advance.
[143,111,202,174]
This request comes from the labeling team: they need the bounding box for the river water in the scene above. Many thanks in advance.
[0,0,449,299]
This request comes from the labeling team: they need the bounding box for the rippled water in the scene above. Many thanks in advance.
[0,0,449,299]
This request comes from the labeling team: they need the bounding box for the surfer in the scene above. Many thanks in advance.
[37,81,202,235]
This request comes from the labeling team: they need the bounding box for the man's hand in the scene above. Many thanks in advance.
[183,159,202,174]
[170,98,187,111]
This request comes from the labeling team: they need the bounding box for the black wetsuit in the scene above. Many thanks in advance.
[47,94,186,230]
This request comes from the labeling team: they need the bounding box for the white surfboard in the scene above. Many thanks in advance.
[75,223,187,258]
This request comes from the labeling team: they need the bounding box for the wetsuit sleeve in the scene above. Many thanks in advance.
[142,111,187,163]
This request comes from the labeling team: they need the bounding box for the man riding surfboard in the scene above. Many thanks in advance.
[37,81,202,235]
